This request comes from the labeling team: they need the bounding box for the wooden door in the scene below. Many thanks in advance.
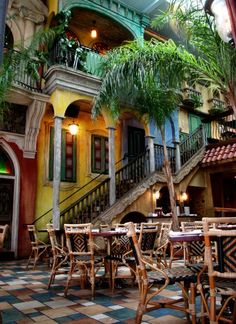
[0,178,13,249]
[128,126,145,160]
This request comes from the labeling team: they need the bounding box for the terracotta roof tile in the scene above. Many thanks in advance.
[202,142,236,165]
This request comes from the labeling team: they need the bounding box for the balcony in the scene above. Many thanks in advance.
[181,87,203,108]
[49,40,105,78]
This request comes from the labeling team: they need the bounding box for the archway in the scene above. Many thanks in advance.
[156,186,171,214]
[0,142,20,256]
[120,211,146,224]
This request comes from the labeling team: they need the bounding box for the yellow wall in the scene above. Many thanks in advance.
[47,0,58,15]
[179,108,189,133]
[35,101,122,227]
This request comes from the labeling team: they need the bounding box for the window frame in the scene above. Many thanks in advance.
[91,134,109,174]
[49,127,77,182]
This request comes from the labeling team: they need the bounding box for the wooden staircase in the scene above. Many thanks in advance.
[34,125,206,228]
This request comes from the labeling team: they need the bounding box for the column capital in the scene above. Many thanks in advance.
[145,134,155,139]
[106,126,116,131]
[172,140,180,145]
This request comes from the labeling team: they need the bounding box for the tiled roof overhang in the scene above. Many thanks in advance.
[201,140,236,166]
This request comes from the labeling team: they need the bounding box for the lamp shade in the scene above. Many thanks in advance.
[91,20,97,39]
[69,123,79,135]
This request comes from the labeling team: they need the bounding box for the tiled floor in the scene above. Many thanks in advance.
[0,260,198,323]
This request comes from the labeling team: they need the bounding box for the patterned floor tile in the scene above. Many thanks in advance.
[0,260,195,324]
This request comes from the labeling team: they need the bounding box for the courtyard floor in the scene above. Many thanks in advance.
[0,259,198,324]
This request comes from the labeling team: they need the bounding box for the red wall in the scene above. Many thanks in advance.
[7,142,37,258]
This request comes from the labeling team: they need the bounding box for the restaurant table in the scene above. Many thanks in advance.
[168,230,204,267]
[92,229,127,288]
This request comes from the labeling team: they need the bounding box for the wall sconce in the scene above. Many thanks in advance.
[204,0,234,44]
[155,190,160,200]
[180,191,188,203]
[91,20,97,39]
[69,121,79,135]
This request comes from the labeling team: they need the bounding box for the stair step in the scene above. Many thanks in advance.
[0,249,15,260]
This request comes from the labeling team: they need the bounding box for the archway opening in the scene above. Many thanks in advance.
[120,211,146,224]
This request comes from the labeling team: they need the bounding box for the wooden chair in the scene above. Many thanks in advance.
[138,222,161,261]
[46,224,68,289]
[181,221,205,265]
[0,224,9,249]
[125,221,197,324]
[200,217,236,324]
[154,222,172,268]
[64,223,104,299]
[108,224,135,292]
[26,225,51,270]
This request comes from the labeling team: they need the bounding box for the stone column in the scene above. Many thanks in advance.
[173,140,181,172]
[108,126,116,206]
[146,135,155,173]
[53,116,63,229]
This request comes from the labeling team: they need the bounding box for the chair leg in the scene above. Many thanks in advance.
[26,250,33,270]
[64,262,74,297]
[33,249,39,270]
[48,257,57,289]
[135,280,148,324]
[189,282,196,324]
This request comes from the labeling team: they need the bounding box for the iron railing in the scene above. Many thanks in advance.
[60,177,110,226]
[180,125,205,166]
[154,144,176,173]
[182,87,203,107]
[49,40,104,77]
[115,150,150,198]
[9,50,43,92]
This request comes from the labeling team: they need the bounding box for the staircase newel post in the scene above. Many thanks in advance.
[146,135,155,173]
[53,116,64,230]
[108,126,116,206]
[173,140,181,172]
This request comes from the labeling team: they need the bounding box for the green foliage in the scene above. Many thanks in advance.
[152,0,236,114]
[92,38,191,125]
[0,9,74,110]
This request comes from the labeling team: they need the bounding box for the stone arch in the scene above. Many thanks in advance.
[6,19,23,46]
[4,25,14,49]
[120,211,146,224]
[156,186,171,214]
[61,0,143,39]
[0,140,20,257]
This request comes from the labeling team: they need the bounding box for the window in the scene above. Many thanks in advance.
[91,135,108,174]
[49,127,77,182]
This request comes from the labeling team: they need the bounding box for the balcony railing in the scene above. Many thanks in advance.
[8,50,43,92]
[182,87,203,108]
[208,98,226,113]
[49,40,105,77]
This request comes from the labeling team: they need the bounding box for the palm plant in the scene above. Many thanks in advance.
[0,9,72,110]
[153,0,236,117]
[92,39,193,230]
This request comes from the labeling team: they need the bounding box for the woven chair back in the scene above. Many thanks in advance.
[139,222,161,256]
[64,223,93,257]
[202,217,236,278]
[27,225,39,247]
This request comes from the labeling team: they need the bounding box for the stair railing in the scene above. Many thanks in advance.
[33,154,127,227]
[180,125,205,166]
[60,149,150,225]
[154,144,176,173]
[115,150,150,198]
[59,177,110,226]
